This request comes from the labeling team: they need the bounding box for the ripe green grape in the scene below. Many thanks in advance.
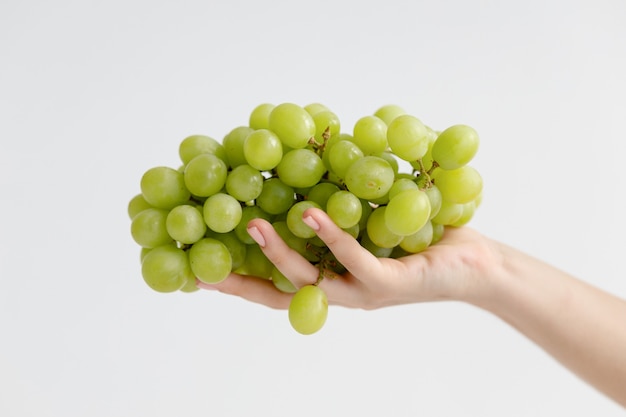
[235,206,272,244]
[271,266,297,293]
[288,285,328,335]
[352,115,388,155]
[141,244,190,293]
[203,193,243,233]
[388,178,418,200]
[344,156,394,200]
[307,182,340,209]
[243,129,283,171]
[189,238,232,284]
[166,204,206,244]
[268,102,316,149]
[272,221,318,262]
[424,185,443,220]
[128,193,153,219]
[276,148,326,188]
[374,104,406,125]
[207,230,247,271]
[431,200,464,225]
[432,166,483,204]
[327,139,364,179]
[183,153,228,197]
[234,243,273,279]
[249,103,275,130]
[326,190,362,229]
[140,166,190,209]
[366,206,403,248]
[287,200,322,239]
[387,114,429,162]
[312,110,341,142]
[385,189,431,236]
[399,221,434,253]
[256,177,295,214]
[431,124,479,170]
[131,208,173,248]
[360,231,394,257]
[303,102,329,116]
[223,126,254,168]
[225,164,264,202]
[179,134,228,165]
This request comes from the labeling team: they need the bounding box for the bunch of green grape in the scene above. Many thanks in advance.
[128,102,482,335]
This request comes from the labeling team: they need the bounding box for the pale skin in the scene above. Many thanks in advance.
[197,207,626,408]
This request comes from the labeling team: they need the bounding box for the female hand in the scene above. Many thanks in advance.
[197,207,504,310]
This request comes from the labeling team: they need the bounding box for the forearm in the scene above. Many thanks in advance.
[471,241,626,407]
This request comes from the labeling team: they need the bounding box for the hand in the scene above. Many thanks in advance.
[197,207,504,310]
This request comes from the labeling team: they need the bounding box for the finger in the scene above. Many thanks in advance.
[246,218,320,288]
[197,274,292,309]
[302,208,385,280]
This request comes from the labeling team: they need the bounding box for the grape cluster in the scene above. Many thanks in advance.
[128,102,483,335]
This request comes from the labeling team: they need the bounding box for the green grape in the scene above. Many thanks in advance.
[424,184,443,220]
[243,129,283,171]
[179,272,200,293]
[312,110,341,142]
[207,230,247,270]
[235,206,272,244]
[131,208,173,248]
[387,114,429,162]
[179,134,228,165]
[344,156,394,200]
[140,166,190,209]
[366,206,403,248]
[303,102,330,116]
[374,104,406,125]
[140,247,151,263]
[327,139,364,179]
[379,151,399,175]
[288,285,328,335]
[326,190,362,228]
[203,193,243,233]
[273,221,319,262]
[307,182,340,209]
[249,103,275,130]
[271,266,297,293]
[287,200,322,239]
[451,201,477,227]
[141,244,190,293]
[183,153,228,197]
[166,204,206,244]
[431,200,464,225]
[400,221,433,253]
[225,164,264,202]
[223,126,254,168]
[358,199,373,231]
[128,193,153,219]
[432,166,483,204]
[352,115,388,155]
[342,223,360,239]
[268,103,316,149]
[276,148,326,188]
[388,178,418,200]
[189,238,232,284]
[431,222,445,244]
[385,189,431,236]
[233,243,273,278]
[359,232,394,257]
[256,177,295,215]
[431,124,479,170]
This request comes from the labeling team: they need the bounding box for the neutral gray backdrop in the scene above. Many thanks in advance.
[1,0,625,416]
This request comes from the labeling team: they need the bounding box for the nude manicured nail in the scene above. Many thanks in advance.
[247,226,266,247]
[303,216,320,231]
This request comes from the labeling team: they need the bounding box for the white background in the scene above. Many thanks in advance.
[1,0,625,416]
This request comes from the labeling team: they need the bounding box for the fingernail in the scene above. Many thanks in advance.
[247,226,266,247]
[303,215,320,231]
